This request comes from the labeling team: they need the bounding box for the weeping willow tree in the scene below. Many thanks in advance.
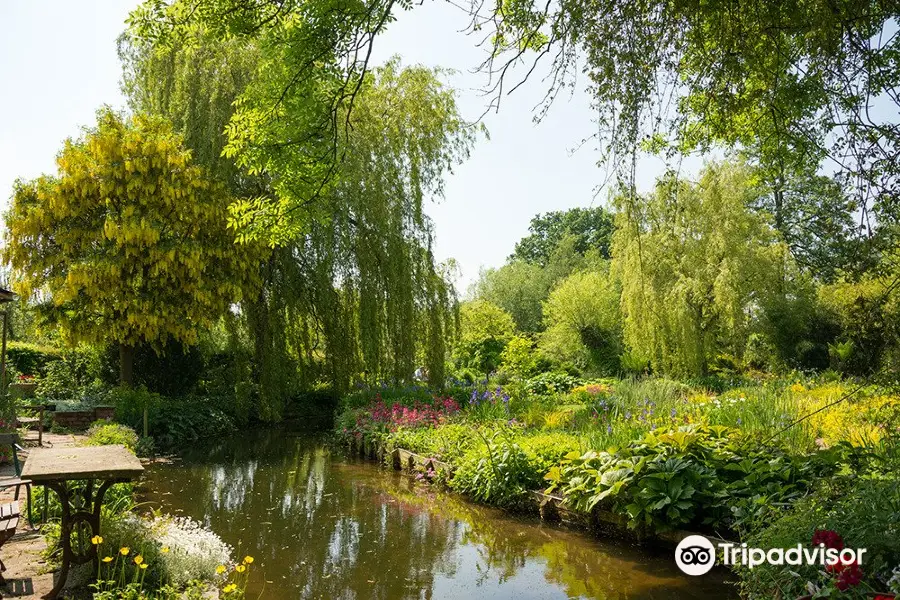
[120,33,470,417]
[612,162,778,375]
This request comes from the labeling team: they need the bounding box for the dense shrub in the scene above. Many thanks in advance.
[84,421,139,452]
[545,425,858,534]
[819,277,900,375]
[499,336,540,378]
[739,476,900,599]
[449,428,582,510]
[110,387,237,451]
[101,341,205,397]
[34,345,105,404]
[449,434,542,509]
[452,300,516,376]
[6,341,61,376]
[522,372,582,397]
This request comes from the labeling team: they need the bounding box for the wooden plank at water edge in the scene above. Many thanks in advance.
[20,445,143,481]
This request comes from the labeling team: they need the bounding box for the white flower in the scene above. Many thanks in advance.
[150,515,234,587]
[888,565,900,594]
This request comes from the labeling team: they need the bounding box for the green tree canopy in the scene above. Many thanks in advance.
[539,266,622,375]
[749,172,862,281]
[453,300,516,376]
[613,161,778,375]
[120,28,473,398]
[512,207,614,266]
[480,1,900,234]
[3,109,259,385]
[473,261,549,333]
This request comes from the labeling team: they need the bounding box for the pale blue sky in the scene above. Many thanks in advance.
[0,0,680,288]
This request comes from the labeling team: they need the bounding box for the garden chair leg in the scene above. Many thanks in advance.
[25,484,33,528]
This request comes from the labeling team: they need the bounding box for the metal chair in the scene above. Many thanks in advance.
[0,433,35,527]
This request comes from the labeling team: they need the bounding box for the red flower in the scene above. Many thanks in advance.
[873,596,895,600]
[812,529,844,550]
[825,559,863,590]
[834,561,862,590]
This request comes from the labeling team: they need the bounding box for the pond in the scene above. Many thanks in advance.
[139,428,737,599]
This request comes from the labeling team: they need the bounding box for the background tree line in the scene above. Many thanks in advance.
[465,161,899,381]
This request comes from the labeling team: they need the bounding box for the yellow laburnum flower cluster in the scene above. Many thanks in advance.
[3,108,265,349]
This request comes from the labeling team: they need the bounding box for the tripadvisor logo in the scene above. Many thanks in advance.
[675,535,868,576]
[675,535,716,576]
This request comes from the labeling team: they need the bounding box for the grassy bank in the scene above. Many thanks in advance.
[335,375,900,599]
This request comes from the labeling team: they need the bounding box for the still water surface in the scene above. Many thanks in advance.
[140,428,737,599]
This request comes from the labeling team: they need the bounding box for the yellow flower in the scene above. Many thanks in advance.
[91,535,103,545]
[235,564,246,573]
[102,556,114,563]
[223,583,237,593]
[134,555,144,565]
[243,556,254,564]
[216,565,227,575]
[161,547,170,554]
[120,547,130,556]
[139,563,148,570]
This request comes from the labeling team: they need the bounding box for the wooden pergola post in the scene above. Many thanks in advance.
[0,288,16,403]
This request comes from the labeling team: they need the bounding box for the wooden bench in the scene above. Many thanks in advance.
[0,501,20,584]
[16,403,53,446]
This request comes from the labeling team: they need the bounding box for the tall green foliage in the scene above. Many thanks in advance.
[454,300,516,376]
[474,261,549,333]
[121,30,470,400]
[127,0,405,242]
[539,266,622,374]
[613,162,777,375]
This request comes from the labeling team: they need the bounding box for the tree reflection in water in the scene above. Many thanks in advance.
[140,429,736,599]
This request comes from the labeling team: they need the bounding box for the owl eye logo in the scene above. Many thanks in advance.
[675,535,716,576]
[680,546,712,565]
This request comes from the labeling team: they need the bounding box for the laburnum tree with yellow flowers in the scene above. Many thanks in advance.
[3,108,260,386]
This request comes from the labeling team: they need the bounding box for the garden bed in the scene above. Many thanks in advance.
[347,437,730,550]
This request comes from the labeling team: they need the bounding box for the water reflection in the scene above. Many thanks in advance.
[140,429,736,599]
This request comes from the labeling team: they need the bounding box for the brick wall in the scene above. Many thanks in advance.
[53,407,116,431]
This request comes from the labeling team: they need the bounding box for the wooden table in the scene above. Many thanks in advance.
[21,445,143,599]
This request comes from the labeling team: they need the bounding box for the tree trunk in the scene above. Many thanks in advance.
[119,344,134,388]
[773,185,785,239]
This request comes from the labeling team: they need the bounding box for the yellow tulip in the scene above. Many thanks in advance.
[91,535,103,545]
[134,555,144,565]
[235,564,246,573]
[216,565,227,574]
[243,556,254,564]
[102,556,113,563]
[223,583,237,593]
[120,547,130,556]
[139,563,148,570]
